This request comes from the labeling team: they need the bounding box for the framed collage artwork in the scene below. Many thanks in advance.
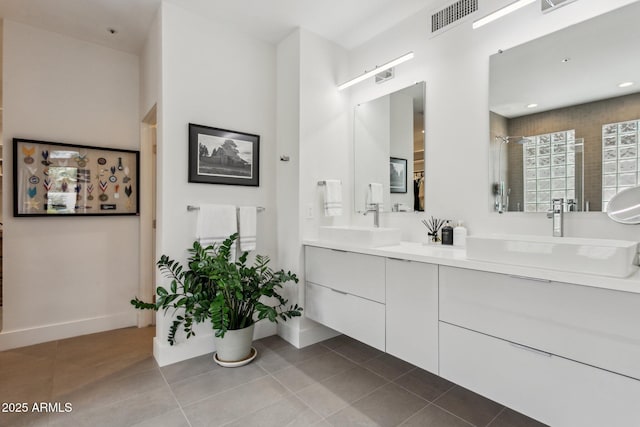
[13,138,139,217]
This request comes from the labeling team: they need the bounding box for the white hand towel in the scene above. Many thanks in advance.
[368,183,384,211]
[196,204,237,257]
[238,206,257,252]
[323,179,343,216]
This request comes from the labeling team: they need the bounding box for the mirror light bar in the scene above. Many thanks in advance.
[338,52,414,91]
[472,0,536,29]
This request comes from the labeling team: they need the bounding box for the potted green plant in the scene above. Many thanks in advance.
[131,233,302,365]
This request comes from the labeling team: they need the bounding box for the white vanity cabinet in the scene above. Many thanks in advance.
[440,322,640,427]
[304,246,386,350]
[439,266,640,427]
[385,258,438,373]
[439,266,640,380]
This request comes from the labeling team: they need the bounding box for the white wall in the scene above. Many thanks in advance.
[344,0,640,242]
[154,2,278,365]
[275,30,304,345]
[0,21,140,350]
[274,29,349,347]
[138,8,162,328]
[140,8,161,119]
[299,30,351,240]
[297,29,350,345]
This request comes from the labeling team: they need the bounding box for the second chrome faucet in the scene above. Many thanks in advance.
[364,203,380,228]
[547,198,564,237]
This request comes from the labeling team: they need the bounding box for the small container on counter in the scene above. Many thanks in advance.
[441,221,454,245]
[453,221,467,247]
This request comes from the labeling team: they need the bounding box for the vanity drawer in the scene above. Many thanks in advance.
[439,266,640,380]
[386,258,438,373]
[305,246,385,303]
[440,322,640,427]
[305,282,385,351]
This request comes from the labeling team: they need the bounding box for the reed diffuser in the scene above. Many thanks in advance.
[421,216,445,243]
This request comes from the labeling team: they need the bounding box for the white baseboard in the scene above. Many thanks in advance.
[0,311,137,352]
[277,318,340,349]
[153,321,277,367]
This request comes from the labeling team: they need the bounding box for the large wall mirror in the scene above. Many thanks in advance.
[489,2,640,213]
[354,82,425,213]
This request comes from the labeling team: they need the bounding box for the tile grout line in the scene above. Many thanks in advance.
[358,357,417,382]
[427,385,495,427]
[158,365,194,427]
[176,365,271,408]
[265,363,328,423]
[255,343,334,375]
[389,372,455,405]
[484,406,507,427]
[423,402,477,427]
[393,402,435,427]
[389,380,481,427]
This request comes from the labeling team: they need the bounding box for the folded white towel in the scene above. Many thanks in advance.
[196,204,237,257]
[368,183,384,211]
[238,206,257,252]
[323,179,343,217]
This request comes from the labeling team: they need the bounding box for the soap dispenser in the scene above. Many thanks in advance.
[453,221,467,247]
[441,221,454,245]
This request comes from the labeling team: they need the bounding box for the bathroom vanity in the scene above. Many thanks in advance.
[303,240,640,427]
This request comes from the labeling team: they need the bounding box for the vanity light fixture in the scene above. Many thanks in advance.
[338,52,414,91]
[472,0,536,29]
[527,103,538,108]
[618,81,634,88]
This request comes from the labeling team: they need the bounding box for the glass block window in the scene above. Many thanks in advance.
[602,120,640,211]
[523,130,576,213]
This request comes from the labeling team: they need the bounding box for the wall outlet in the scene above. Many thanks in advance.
[306,204,314,219]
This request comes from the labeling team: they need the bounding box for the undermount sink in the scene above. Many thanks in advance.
[466,234,639,278]
[319,225,401,248]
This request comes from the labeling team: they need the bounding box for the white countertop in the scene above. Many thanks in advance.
[303,240,640,295]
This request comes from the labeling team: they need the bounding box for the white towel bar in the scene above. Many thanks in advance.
[187,205,265,212]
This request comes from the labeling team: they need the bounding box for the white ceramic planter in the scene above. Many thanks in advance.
[213,323,255,364]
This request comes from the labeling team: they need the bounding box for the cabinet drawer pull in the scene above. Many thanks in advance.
[508,274,551,283]
[388,257,412,262]
[330,248,348,253]
[509,342,552,357]
[331,288,348,295]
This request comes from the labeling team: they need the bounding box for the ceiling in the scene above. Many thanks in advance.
[0,0,438,54]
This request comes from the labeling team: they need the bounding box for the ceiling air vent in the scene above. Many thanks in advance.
[430,0,478,36]
[541,0,578,14]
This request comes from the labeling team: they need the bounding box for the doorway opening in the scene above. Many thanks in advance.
[139,104,157,327]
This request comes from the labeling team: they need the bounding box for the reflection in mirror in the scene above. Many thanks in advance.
[489,2,640,213]
[606,185,640,224]
[354,82,425,213]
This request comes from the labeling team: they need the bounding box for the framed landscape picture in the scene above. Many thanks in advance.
[390,157,407,193]
[188,123,260,186]
[13,138,139,217]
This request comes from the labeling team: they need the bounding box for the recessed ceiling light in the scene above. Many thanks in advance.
[618,82,634,88]
[561,58,570,63]
[107,28,118,35]
[527,103,538,108]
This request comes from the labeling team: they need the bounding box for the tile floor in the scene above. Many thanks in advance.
[0,327,548,427]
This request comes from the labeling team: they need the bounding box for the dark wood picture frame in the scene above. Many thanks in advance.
[188,123,260,186]
[390,157,407,193]
[13,138,140,217]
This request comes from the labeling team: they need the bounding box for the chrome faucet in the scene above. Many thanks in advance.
[546,198,564,237]
[364,203,380,228]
